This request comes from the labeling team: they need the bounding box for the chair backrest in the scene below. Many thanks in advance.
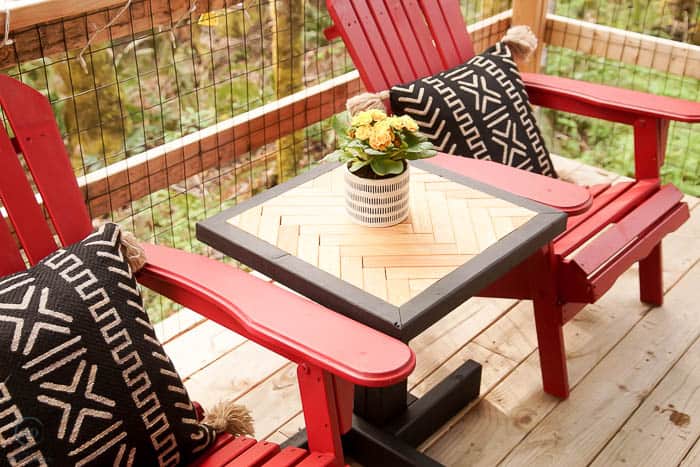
[326,0,475,92]
[0,75,92,276]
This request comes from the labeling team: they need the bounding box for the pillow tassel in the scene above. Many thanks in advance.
[120,230,147,273]
[501,25,538,62]
[346,90,390,116]
[202,400,255,437]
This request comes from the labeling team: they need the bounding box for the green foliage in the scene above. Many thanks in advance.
[324,112,436,177]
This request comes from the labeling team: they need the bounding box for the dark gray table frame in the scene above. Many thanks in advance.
[198,160,566,342]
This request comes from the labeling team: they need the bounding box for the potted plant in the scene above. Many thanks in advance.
[324,110,437,227]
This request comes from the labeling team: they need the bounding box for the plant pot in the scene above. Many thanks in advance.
[343,163,410,227]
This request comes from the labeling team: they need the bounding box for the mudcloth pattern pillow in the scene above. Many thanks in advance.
[0,223,215,466]
[390,42,557,177]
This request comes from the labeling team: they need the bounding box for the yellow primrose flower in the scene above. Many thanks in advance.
[388,116,406,130]
[351,111,373,127]
[369,109,387,122]
[400,115,419,132]
[355,125,372,140]
[369,122,394,151]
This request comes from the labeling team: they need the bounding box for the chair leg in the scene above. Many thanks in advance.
[639,243,663,306]
[297,364,351,467]
[533,298,570,399]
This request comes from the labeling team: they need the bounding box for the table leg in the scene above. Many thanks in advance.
[283,359,482,466]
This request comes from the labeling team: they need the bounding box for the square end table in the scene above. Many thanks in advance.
[197,159,566,466]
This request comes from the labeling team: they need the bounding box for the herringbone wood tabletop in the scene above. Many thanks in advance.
[227,166,536,306]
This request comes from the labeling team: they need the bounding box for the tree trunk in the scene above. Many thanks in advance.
[269,0,306,182]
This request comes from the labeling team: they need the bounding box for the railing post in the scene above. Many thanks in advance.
[511,0,549,72]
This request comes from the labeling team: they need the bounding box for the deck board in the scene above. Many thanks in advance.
[165,157,700,465]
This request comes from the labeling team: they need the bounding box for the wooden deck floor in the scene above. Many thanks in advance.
[158,155,700,466]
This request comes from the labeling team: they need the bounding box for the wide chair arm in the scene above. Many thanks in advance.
[523,73,700,124]
[136,243,415,387]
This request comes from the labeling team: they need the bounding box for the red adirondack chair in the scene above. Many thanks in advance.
[324,0,700,398]
[0,75,416,466]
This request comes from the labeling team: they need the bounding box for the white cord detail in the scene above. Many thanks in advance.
[1,3,14,47]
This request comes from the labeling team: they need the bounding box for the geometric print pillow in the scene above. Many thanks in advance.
[390,42,558,177]
[0,223,215,466]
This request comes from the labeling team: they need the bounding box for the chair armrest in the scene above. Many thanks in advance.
[426,153,593,215]
[136,243,415,387]
[523,73,700,124]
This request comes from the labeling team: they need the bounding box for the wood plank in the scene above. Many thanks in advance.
[164,319,246,380]
[681,439,700,466]
[512,0,548,72]
[499,261,700,466]
[546,14,700,80]
[591,336,700,467]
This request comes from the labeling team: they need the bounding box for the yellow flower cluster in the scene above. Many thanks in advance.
[348,110,420,151]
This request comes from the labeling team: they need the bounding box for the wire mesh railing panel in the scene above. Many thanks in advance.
[542,0,700,195]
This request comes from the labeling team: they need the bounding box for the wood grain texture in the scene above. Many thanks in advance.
[226,165,536,306]
[590,336,700,467]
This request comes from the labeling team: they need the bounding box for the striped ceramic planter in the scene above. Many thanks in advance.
[343,163,410,227]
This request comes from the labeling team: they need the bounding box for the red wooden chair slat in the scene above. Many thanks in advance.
[226,440,280,466]
[262,447,308,467]
[0,209,25,276]
[563,182,634,233]
[432,0,475,62]
[365,0,418,83]
[294,453,335,466]
[399,0,446,76]
[382,0,432,79]
[571,184,684,276]
[192,436,257,467]
[417,0,463,68]
[555,180,658,258]
[0,76,92,248]
[0,123,57,264]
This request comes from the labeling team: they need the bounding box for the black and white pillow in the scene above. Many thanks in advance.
[0,223,215,466]
[390,42,557,177]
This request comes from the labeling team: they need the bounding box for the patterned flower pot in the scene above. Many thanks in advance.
[343,163,410,227]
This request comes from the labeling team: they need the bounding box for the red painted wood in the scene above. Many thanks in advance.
[294,454,335,466]
[561,203,689,304]
[432,0,475,62]
[427,153,593,215]
[365,0,417,83]
[138,243,416,387]
[194,436,257,467]
[383,0,432,79]
[298,365,344,467]
[554,180,658,258]
[0,212,25,276]
[332,376,354,434]
[417,0,463,68]
[633,118,668,179]
[587,183,613,198]
[639,244,663,306]
[399,0,446,75]
[562,182,633,233]
[523,73,700,124]
[571,184,683,276]
[226,440,280,466]
[529,247,569,399]
[0,122,57,264]
[327,0,388,91]
[263,447,308,467]
[0,75,92,247]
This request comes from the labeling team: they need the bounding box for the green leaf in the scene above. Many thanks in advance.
[349,159,370,172]
[322,150,344,162]
[364,148,386,156]
[370,158,405,176]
